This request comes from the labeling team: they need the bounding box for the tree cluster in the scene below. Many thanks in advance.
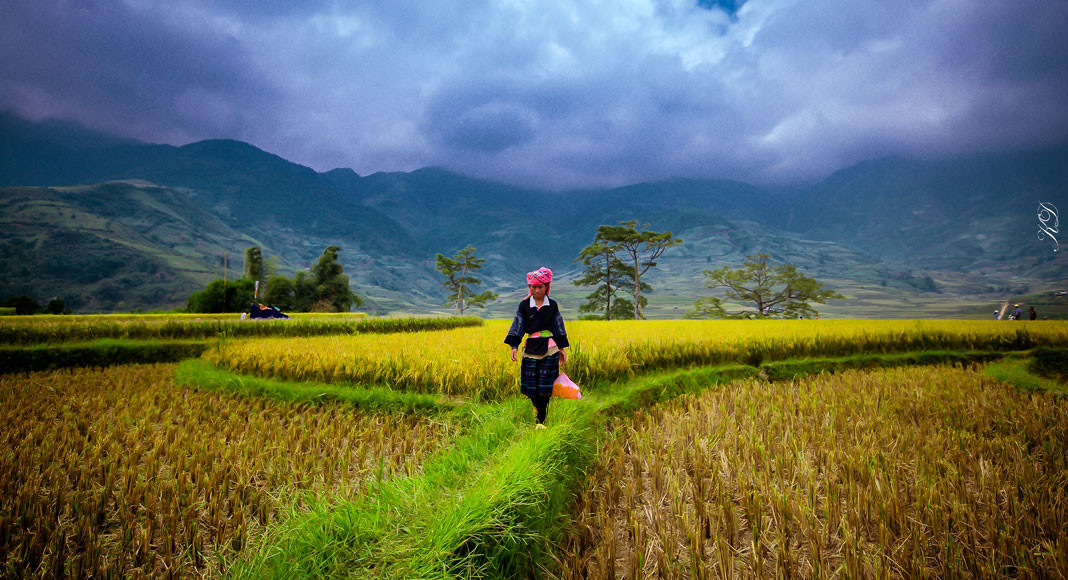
[187,246,361,313]
[0,295,70,315]
[574,221,682,320]
[688,253,844,319]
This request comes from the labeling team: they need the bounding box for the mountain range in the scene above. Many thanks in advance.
[2,111,1066,318]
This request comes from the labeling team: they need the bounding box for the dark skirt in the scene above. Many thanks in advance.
[520,353,559,397]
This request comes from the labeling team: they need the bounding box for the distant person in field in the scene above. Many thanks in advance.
[993,310,1000,320]
[1030,306,1037,320]
[1014,304,1024,320]
[504,267,570,430]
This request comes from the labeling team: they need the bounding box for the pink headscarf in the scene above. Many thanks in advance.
[526,267,553,293]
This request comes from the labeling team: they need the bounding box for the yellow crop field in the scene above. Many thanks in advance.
[0,365,457,578]
[0,314,480,345]
[0,312,368,323]
[553,365,1068,579]
[205,319,1068,400]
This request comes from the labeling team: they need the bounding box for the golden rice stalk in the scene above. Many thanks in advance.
[205,320,1068,400]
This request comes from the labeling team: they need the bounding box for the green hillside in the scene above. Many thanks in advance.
[2,114,1066,316]
[0,181,266,311]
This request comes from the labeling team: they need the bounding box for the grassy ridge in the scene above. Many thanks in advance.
[1029,346,1068,384]
[0,338,212,373]
[0,315,483,345]
[225,399,534,579]
[759,349,1005,381]
[175,359,459,413]
[222,367,759,579]
[983,355,1068,395]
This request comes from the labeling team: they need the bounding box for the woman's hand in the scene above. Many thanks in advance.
[510,348,518,362]
[559,348,567,364]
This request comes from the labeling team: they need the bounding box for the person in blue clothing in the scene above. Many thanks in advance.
[504,267,569,429]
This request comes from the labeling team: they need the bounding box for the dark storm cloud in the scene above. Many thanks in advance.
[197,0,335,20]
[0,0,278,142]
[3,0,1066,189]
[733,0,1068,180]
[427,98,538,153]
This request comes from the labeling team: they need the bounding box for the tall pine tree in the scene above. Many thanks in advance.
[435,245,498,315]
[589,221,681,319]
[574,239,643,320]
[311,245,361,312]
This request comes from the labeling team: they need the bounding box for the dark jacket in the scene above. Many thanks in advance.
[504,297,570,352]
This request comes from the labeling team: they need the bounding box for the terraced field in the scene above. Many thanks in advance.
[2,315,1065,578]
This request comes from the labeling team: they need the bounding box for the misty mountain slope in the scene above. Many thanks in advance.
[327,167,578,278]
[789,146,1068,272]
[3,114,1067,315]
[0,112,141,186]
[572,178,789,230]
[2,119,421,258]
[0,181,269,310]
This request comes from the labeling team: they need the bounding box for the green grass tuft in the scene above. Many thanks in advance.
[984,356,1068,395]
[761,350,1004,381]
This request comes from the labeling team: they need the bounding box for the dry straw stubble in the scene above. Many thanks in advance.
[555,365,1068,579]
[0,364,456,578]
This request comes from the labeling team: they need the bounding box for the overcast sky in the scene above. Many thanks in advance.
[3,0,1067,189]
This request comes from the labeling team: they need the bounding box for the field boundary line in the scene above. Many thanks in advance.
[175,359,465,413]
[0,338,212,373]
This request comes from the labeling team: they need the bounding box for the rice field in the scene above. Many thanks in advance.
[552,365,1068,579]
[0,364,458,579]
[204,319,1068,400]
[4,316,1068,579]
[0,314,482,345]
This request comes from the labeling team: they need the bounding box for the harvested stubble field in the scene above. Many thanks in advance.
[204,319,1068,400]
[0,364,457,579]
[553,365,1068,579]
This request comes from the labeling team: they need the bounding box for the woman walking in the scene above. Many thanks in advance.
[504,267,569,429]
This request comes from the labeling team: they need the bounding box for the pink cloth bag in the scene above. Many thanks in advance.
[552,372,581,399]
